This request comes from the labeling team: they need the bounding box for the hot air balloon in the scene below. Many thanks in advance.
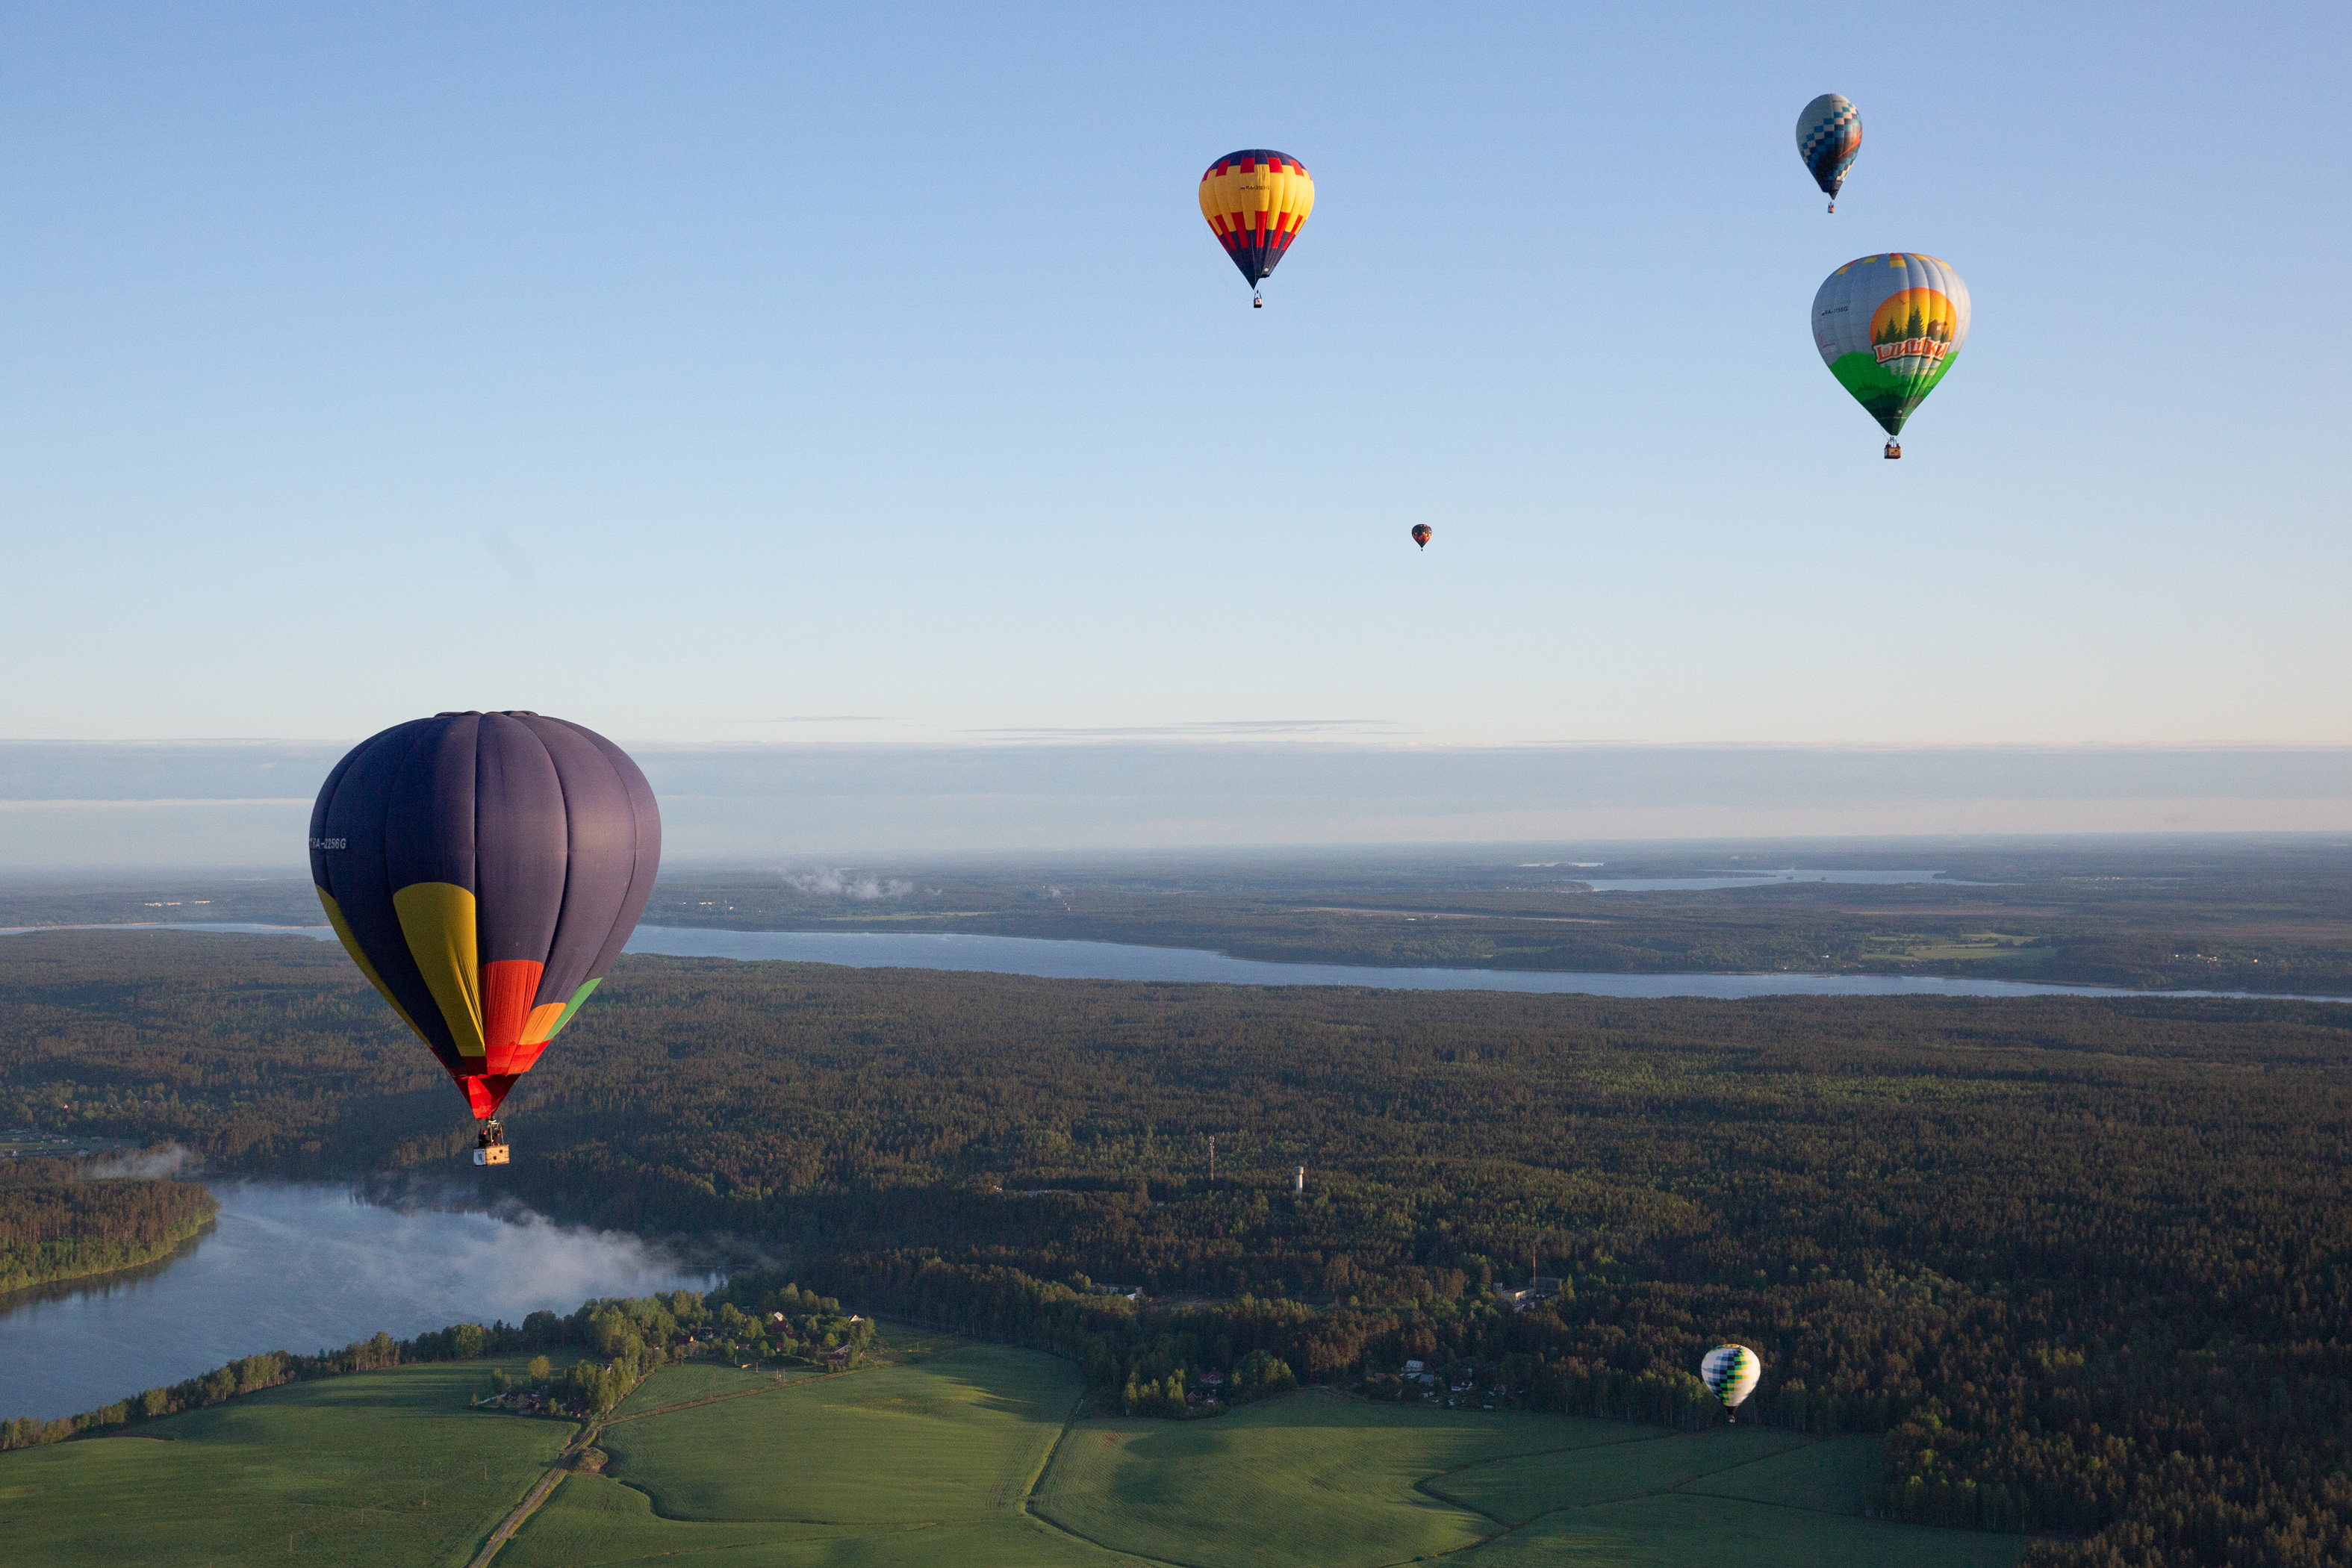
[309,712,661,1166]
[1812,253,1970,458]
[1199,150,1314,308]
[1796,94,1861,212]
[1701,1344,1762,1422]
[1410,525,1433,550]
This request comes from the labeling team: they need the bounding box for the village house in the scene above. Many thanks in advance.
[1505,1276,1564,1312]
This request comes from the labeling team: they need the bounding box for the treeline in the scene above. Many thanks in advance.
[0,1157,217,1292]
[1,1319,541,1452]
[0,1280,853,1451]
[7,931,2352,1564]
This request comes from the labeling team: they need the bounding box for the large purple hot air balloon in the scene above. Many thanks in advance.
[310,712,660,1157]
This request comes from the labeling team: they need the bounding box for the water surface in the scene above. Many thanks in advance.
[623,926,2168,998]
[9,922,2343,1001]
[0,1181,712,1422]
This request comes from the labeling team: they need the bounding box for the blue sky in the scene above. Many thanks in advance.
[3,1,2347,753]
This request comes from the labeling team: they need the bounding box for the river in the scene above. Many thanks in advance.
[28,921,2334,1001]
[0,1181,714,1422]
[624,926,2176,998]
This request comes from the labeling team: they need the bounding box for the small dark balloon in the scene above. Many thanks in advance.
[1411,525,1434,550]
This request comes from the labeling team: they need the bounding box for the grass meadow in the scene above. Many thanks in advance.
[520,1344,2031,1567]
[1424,1421,1814,1519]
[606,1358,812,1416]
[1,1337,2032,1567]
[503,1341,1102,1567]
[1033,1393,1626,1564]
[0,1357,572,1567]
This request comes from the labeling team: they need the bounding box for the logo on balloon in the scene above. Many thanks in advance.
[1870,288,1957,371]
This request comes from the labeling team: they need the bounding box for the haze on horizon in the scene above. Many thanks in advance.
[4,738,2350,866]
[2,4,2345,826]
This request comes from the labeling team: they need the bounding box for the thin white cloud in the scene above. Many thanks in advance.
[0,797,313,809]
[969,720,1400,739]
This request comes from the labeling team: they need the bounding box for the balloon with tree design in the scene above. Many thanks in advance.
[1811,253,1970,457]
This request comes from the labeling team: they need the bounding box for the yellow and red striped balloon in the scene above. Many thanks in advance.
[1199,150,1313,299]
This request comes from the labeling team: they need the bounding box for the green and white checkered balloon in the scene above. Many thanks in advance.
[1701,1344,1762,1409]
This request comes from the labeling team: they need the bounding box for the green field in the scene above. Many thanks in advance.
[1035,1393,1622,1564]
[514,1343,2028,1568]
[1423,1421,1813,1521]
[0,1357,573,1567]
[1468,1489,2025,1568]
[1862,930,2050,967]
[1,1340,2029,1567]
[590,1342,1073,1525]
[1039,1396,2023,1568]
[503,1342,1104,1567]
[606,1357,812,1416]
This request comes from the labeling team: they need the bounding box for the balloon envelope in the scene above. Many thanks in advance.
[1796,94,1862,200]
[309,712,662,1119]
[1812,253,1971,438]
[1199,150,1314,290]
[1701,1344,1762,1407]
[1411,525,1433,548]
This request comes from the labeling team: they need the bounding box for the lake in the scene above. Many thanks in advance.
[10,922,2342,1001]
[0,1181,714,1422]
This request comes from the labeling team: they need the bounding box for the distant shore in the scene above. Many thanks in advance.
[0,1169,219,1295]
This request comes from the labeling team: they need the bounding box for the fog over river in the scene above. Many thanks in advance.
[0,1183,713,1422]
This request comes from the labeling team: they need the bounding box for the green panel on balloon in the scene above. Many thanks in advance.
[1812,253,1969,442]
[548,977,602,1039]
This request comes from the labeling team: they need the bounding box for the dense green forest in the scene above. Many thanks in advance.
[3,929,2350,1566]
[0,1157,216,1292]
